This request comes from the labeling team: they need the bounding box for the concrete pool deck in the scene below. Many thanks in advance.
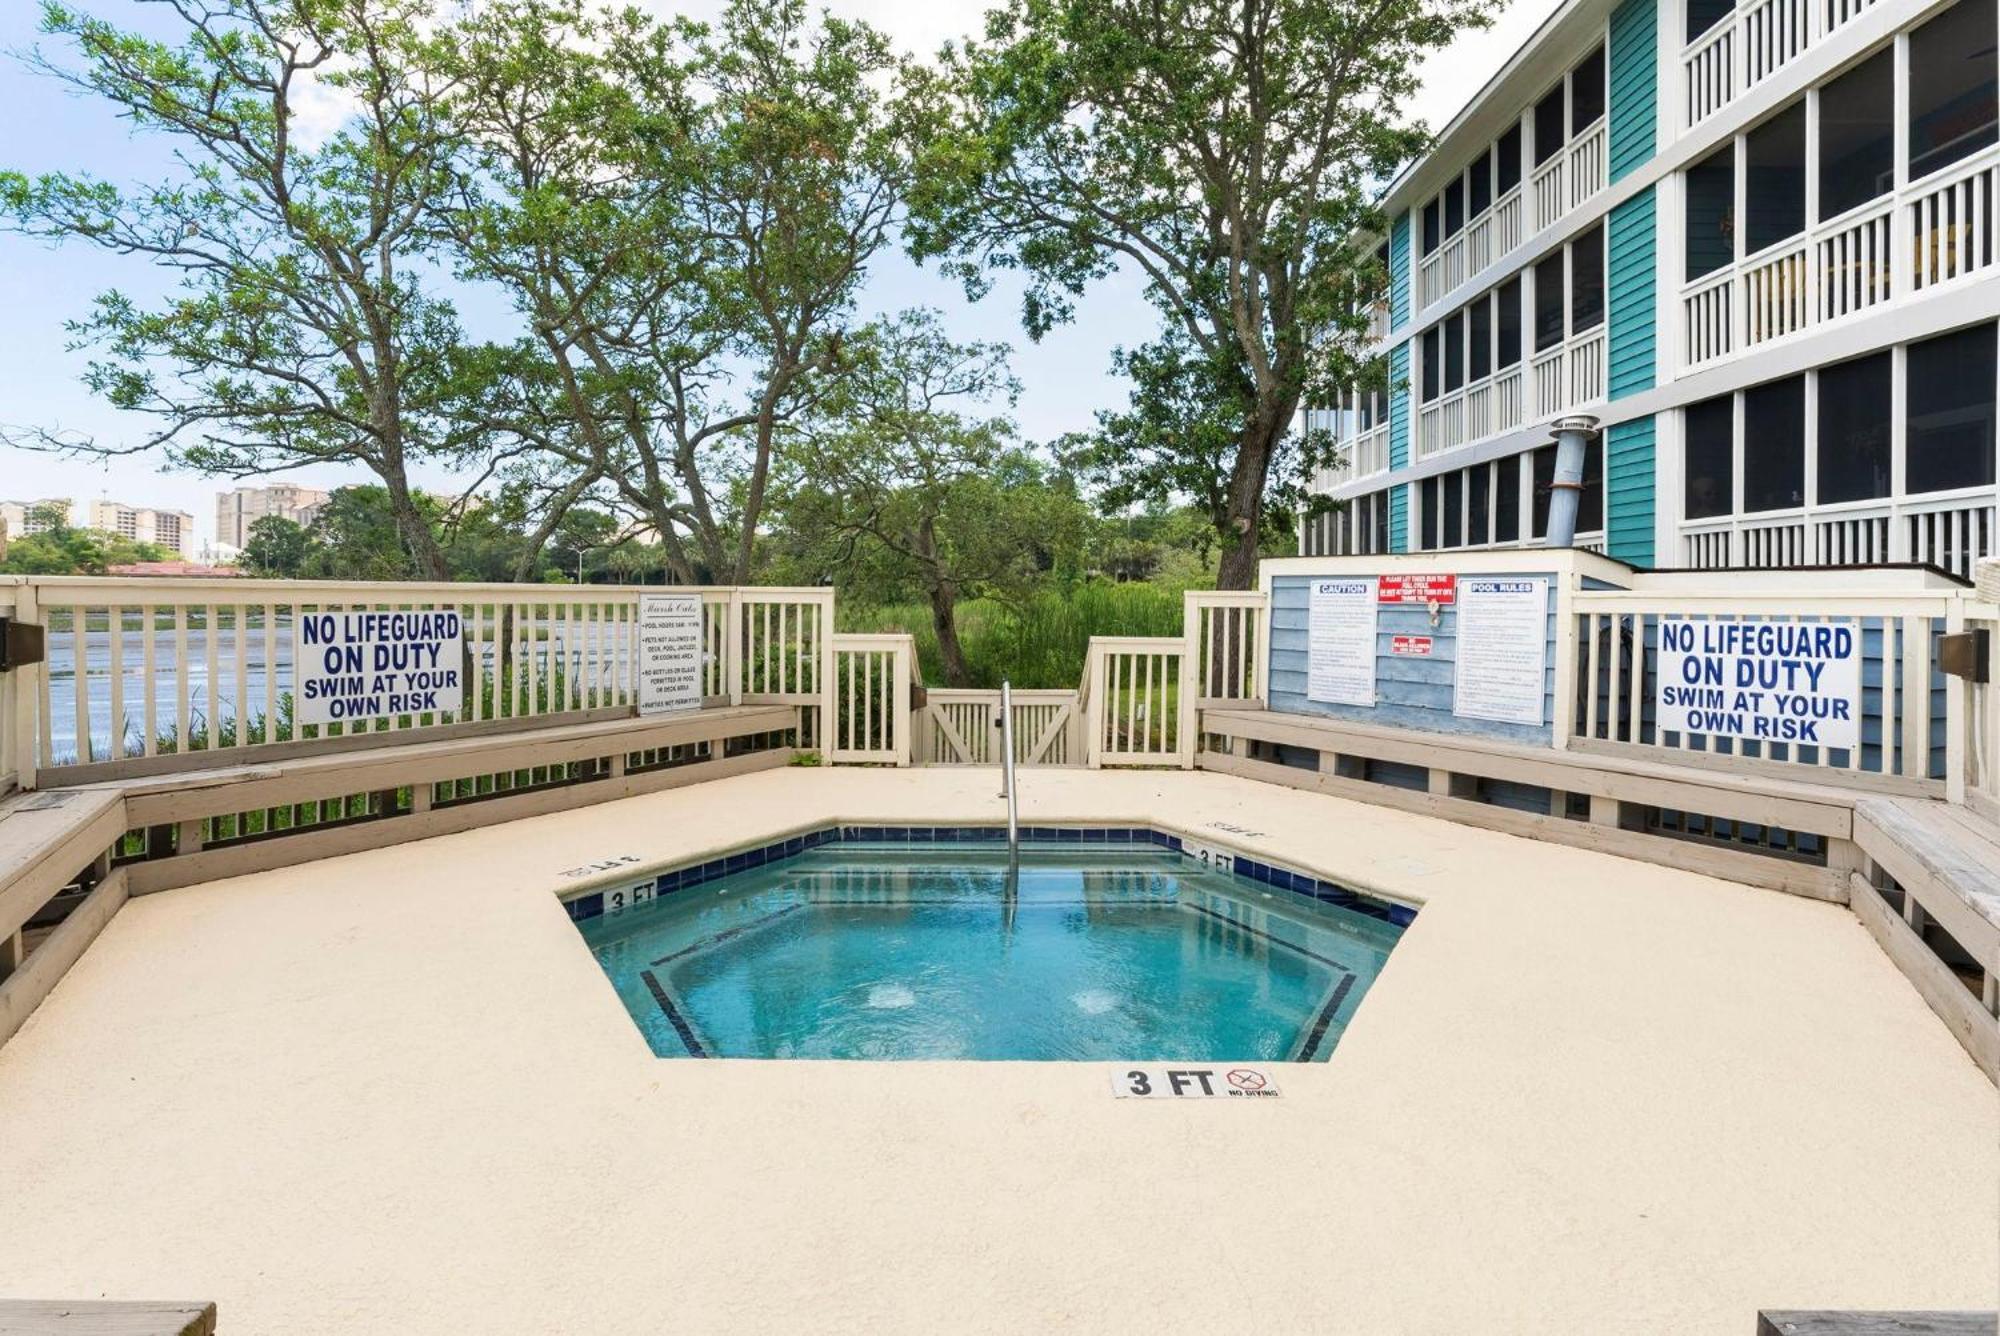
[0,767,1992,1333]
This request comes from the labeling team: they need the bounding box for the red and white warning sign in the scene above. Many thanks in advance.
[1390,635,1434,657]
[1378,574,1457,605]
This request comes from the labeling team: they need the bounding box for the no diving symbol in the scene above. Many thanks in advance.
[1226,1069,1266,1091]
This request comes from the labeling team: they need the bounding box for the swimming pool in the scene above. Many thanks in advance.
[573,831,1409,1062]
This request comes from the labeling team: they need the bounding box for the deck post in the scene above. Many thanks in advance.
[1588,795,1620,826]
[7,583,38,791]
[0,928,22,984]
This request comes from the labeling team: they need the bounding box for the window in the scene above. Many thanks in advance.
[1496,457,1521,542]
[1496,277,1523,368]
[1909,0,1999,181]
[1817,352,1892,503]
[1685,145,1735,280]
[1470,296,1493,381]
[1534,252,1566,352]
[1819,49,1894,219]
[1744,101,1806,254]
[1579,435,1605,534]
[1420,476,1440,549]
[1535,86,1566,165]
[1422,198,1441,256]
[1570,224,1605,332]
[1907,323,1998,493]
[1571,46,1606,131]
[1422,326,1441,402]
[1684,395,1734,519]
[1469,464,1491,546]
[1530,445,1557,538]
[1497,124,1523,195]
[1687,0,1731,43]
[1469,147,1492,217]
[1444,178,1465,237]
[1444,470,1464,547]
[1444,312,1465,392]
[1743,375,1806,512]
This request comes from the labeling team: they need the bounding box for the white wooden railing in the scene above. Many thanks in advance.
[1185,591,1267,709]
[3,578,850,785]
[1494,186,1524,257]
[1970,566,2000,816]
[1568,118,1607,211]
[1682,0,1877,128]
[1566,587,1958,791]
[1312,423,1391,492]
[1530,329,1607,421]
[1681,492,1999,577]
[1085,637,1192,768]
[828,634,915,765]
[1532,154,1566,232]
[1684,146,2000,369]
[915,688,1081,766]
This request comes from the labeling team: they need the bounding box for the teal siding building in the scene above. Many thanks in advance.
[1302,0,2000,577]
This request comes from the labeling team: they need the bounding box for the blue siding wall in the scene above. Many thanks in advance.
[1389,213,1411,331]
[1606,416,1656,568]
[1608,0,1657,182]
[1388,341,1410,550]
[1268,573,1561,745]
[1608,187,1657,399]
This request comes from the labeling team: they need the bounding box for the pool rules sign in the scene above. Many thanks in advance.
[1656,618,1861,750]
[638,593,704,715]
[295,611,464,725]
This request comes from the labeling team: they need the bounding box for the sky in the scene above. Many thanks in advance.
[0,0,1564,551]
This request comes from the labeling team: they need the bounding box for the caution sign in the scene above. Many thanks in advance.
[294,610,463,725]
[1110,1066,1281,1098]
[1657,618,1860,750]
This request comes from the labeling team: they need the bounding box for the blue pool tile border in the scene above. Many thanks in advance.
[564,824,1415,928]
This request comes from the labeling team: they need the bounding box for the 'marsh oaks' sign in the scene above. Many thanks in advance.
[295,610,465,725]
[1656,618,1860,751]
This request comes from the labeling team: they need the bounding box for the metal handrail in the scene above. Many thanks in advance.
[998,680,1019,856]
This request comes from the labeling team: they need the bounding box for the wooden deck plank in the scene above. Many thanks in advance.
[1201,708,1857,837]
[0,789,125,942]
[1853,797,2000,972]
[1756,1311,1998,1335]
[119,705,797,827]
[0,868,128,1047]
[0,1300,214,1336]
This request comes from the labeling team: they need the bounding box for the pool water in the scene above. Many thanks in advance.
[577,845,1406,1062]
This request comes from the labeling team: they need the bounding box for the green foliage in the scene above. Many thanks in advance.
[3,0,484,578]
[841,581,1186,689]
[904,0,1494,584]
[239,516,309,579]
[0,508,171,575]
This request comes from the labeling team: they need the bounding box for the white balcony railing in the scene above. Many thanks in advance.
[1530,328,1608,421]
[1310,424,1390,492]
[1679,489,1999,576]
[1532,153,1566,232]
[1494,186,1524,256]
[1910,155,1996,292]
[1680,143,2000,369]
[1568,118,1607,211]
[1682,0,1877,128]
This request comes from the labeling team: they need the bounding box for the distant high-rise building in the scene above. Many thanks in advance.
[215,483,333,549]
[87,499,196,558]
[0,497,75,539]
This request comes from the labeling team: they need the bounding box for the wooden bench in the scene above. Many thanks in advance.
[0,1301,215,1335]
[0,705,797,1047]
[1756,1313,1998,1336]
[1199,707,1863,901]
[1851,796,2000,1079]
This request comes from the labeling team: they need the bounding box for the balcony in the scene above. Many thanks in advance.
[1415,366,1525,460]
[1678,488,1999,575]
[1683,0,1880,128]
[1530,118,1607,235]
[1680,143,1999,369]
[1310,423,1390,492]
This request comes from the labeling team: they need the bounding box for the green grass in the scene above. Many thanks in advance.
[838,580,1189,689]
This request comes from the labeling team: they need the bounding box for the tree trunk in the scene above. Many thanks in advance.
[1215,416,1279,590]
[928,581,972,687]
